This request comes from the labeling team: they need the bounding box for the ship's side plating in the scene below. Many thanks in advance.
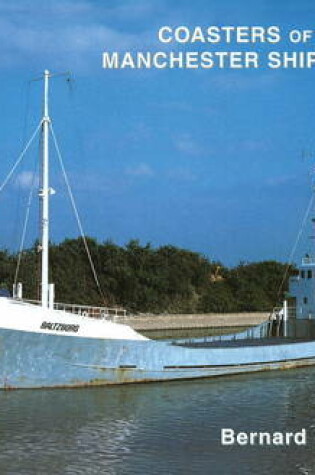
[2,327,315,388]
[2,298,315,388]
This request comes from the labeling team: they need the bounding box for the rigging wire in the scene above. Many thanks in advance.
[12,80,33,249]
[13,161,38,288]
[14,129,41,292]
[21,80,32,150]
[49,123,107,304]
[0,121,42,195]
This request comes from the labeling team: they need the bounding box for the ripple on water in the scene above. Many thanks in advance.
[0,368,315,474]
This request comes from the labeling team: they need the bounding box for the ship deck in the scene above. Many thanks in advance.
[173,337,315,349]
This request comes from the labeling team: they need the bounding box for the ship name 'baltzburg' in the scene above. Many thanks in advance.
[40,321,80,333]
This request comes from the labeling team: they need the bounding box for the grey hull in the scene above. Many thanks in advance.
[1,325,315,388]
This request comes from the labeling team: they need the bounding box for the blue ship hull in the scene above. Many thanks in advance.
[2,323,315,388]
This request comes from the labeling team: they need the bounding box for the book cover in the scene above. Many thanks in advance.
[0,1,314,474]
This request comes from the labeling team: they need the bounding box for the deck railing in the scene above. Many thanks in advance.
[22,299,127,321]
[271,306,296,319]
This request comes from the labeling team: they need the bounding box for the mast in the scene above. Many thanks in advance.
[40,70,50,308]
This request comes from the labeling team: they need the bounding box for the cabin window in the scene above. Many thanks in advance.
[301,271,305,278]
[308,270,313,279]
[303,297,308,304]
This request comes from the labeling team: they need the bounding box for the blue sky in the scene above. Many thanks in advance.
[0,0,315,265]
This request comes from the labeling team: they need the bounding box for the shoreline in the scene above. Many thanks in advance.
[115,312,269,331]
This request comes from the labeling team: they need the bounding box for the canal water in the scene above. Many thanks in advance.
[0,367,314,474]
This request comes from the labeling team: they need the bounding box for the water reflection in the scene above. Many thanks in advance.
[0,368,315,474]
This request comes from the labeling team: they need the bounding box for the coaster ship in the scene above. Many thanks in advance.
[0,71,315,389]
